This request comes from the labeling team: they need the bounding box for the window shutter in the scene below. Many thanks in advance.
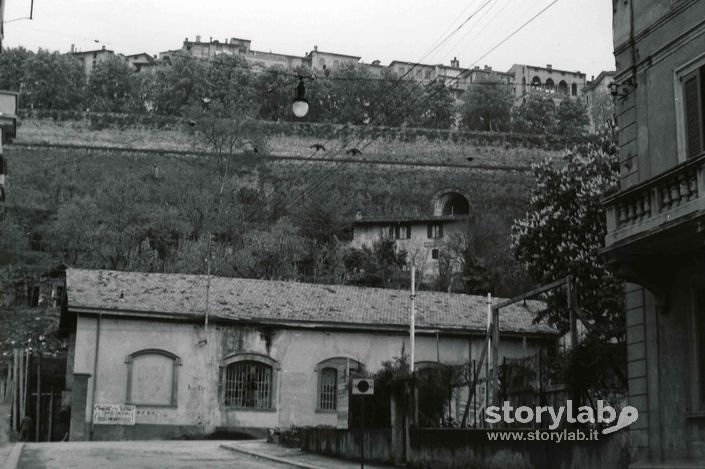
[427,224,432,238]
[684,69,704,159]
[439,224,444,238]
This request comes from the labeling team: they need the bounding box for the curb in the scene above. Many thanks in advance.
[219,443,329,469]
[0,443,24,469]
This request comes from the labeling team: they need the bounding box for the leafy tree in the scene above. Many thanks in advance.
[0,46,32,91]
[460,80,513,131]
[368,68,422,127]
[418,80,454,129]
[21,49,85,110]
[511,93,557,135]
[511,130,625,401]
[511,132,622,342]
[231,218,307,279]
[87,55,135,112]
[255,65,296,122]
[204,55,258,112]
[555,99,590,139]
[343,239,406,288]
[148,56,210,115]
[328,63,379,125]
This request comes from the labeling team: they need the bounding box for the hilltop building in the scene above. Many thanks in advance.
[508,63,586,103]
[582,71,616,131]
[70,45,119,78]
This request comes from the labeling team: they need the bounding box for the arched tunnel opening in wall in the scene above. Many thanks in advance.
[441,193,469,216]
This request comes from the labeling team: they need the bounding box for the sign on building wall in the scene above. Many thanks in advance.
[93,404,136,425]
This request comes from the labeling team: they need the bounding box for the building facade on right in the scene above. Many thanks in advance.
[603,0,705,466]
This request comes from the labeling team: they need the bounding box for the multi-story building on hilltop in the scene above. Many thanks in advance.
[307,45,360,72]
[71,45,119,78]
[508,63,586,103]
[162,36,307,70]
[602,0,705,465]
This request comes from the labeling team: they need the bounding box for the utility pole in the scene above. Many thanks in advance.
[0,0,5,53]
[410,265,415,372]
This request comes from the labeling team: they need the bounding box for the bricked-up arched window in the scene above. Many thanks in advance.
[221,353,278,410]
[125,349,181,407]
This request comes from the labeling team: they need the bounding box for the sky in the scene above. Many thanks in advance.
[2,0,615,79]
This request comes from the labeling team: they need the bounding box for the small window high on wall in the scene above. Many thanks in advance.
[125,349,181,407]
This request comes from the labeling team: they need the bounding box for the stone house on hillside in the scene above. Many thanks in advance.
[351,189,472,288]
[61,268,556,441]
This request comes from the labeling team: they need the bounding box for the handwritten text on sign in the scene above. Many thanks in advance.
[93,404,136,425]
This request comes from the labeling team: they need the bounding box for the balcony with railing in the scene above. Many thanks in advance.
[604,154,705,249]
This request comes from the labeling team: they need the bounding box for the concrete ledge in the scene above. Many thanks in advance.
[220,443,328,469]
[0,444,24,469]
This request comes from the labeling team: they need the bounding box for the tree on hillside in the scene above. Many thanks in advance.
[368,68,423,127]
[511,130,625,401]
[344,239,407,288]
[460,80,513,132]
[148,56,210,115]
[418,80,455,129]
[88,55,136,112]
[232,218,308,280]
[555,99,590,139]
[21,50,85,110]
[328,63,380,125]
[0,46,32,92]
[205,55,258,112]
[511,135,622,340]
[255,65,296,122]
[187,100,267,179]
[511,93,557,135]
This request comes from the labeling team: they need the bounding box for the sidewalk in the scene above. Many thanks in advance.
[0,403,23,469]
[220,440,394,469]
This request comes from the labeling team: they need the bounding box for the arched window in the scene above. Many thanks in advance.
[531,76,542,87]
[315,357,364,412]
[571,83,578,96]
[222,353,278,410]
[545,78,555,92]
[558,80,568,95]
[319,368,337,410]
[125,349,181,407]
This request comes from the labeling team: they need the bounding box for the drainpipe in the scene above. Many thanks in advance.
[89,313,101,441]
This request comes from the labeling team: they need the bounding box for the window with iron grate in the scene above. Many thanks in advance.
[224,361,273,409]
[318,367,337,411]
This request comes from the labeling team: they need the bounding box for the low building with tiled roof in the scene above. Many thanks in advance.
[61,268,557,441]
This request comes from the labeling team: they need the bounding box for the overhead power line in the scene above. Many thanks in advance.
[283,0,564,212]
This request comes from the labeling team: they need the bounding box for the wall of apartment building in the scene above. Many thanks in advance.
[613,0,705,190]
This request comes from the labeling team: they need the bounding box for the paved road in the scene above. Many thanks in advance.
[17,440,292,469]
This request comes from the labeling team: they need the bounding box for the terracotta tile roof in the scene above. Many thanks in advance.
[65,269,556,336]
